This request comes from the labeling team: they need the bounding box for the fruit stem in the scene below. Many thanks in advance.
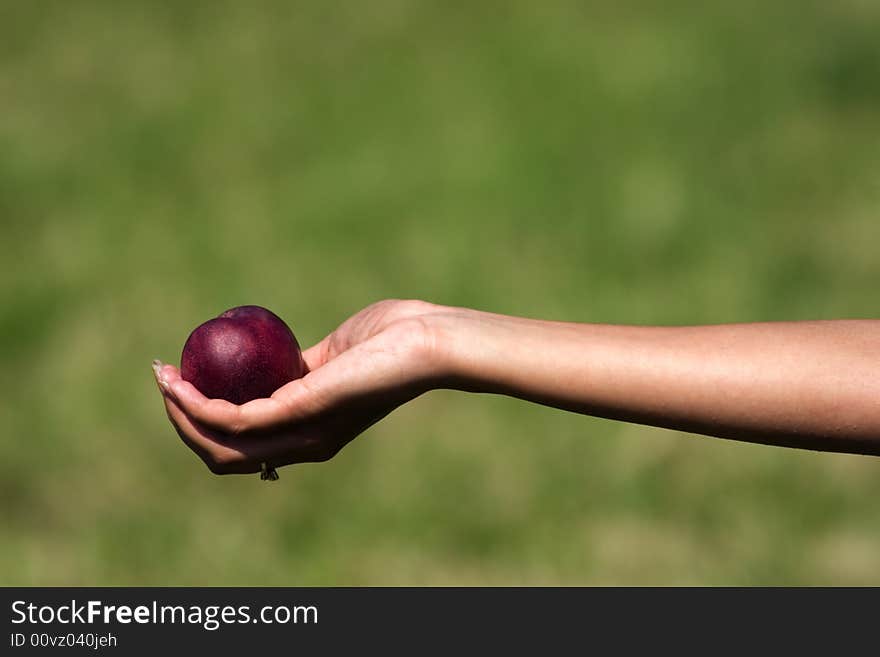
[260,462,279,481]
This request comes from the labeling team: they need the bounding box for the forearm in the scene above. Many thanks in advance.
[429,309,880,455]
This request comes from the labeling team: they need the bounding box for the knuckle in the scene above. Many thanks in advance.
[399,298,432,315]
[326,332,342,360]
[384,299,430,325]
[227,407,248,436]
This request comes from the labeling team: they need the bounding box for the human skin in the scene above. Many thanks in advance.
[153,299,880,475]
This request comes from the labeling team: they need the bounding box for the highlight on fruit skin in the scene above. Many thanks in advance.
[180,305,306,405]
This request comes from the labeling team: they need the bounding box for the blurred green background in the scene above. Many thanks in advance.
[2,0,880,585]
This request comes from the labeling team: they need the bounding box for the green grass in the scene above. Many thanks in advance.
[2,0,880,585]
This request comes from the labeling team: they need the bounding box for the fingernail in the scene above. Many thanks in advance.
[152,359,170,392]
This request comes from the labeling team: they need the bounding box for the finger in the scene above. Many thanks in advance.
[156,363,326,473]
[154,361,211,459]
[162,364,303,436]
[301,335,331,371]
[165,390,333,472]
[152,359,174,395]
[162,391,231,456]
[162,392,255,471]
[163,398,214,465]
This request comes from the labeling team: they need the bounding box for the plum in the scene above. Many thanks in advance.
[181,305,306,404]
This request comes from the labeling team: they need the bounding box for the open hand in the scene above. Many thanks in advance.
[153,300,445,476]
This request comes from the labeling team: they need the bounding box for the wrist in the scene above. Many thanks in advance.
[420,306,511,393]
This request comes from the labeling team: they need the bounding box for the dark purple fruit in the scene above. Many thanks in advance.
[181,305,306,404]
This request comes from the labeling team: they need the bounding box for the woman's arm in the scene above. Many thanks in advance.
[431,309,880,455]
[155,300,880,476]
